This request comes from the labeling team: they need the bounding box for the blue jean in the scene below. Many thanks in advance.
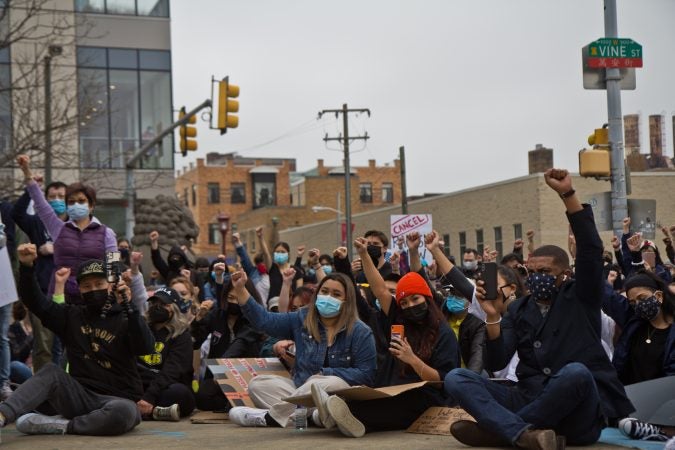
[0,304,11,384]
[444,363,604,445]
[10,361,33,384]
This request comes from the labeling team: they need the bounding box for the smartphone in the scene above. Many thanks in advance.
[391,324,405,341]
[482,262,498,300]
[285,345,296,358]
[642,251,656,268]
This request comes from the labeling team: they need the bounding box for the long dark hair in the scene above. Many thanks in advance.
[498,264,527,297]
[404,296,445,364]
[627,270,675,319]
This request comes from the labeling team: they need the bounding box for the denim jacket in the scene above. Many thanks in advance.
[241,297,377,388]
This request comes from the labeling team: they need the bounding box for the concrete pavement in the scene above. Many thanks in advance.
[0,419,625,449]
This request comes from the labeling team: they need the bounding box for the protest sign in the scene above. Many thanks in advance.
[207,358,290,408]
[406,407,474,436]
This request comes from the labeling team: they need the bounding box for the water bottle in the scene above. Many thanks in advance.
[294,405,307,431]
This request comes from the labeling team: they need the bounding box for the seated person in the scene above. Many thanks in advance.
[310,255,459,438]
[137,287,196,421]
[1,245,155,437]
[228,271,376,428]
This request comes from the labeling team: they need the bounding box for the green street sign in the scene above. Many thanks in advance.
[587,38,642,68]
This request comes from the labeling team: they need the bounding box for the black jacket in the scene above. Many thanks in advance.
[191,303,263,363]
[486,205,634,420]
[151,246,192,285]
[457,313,486,374]
[19,265,156,401]
[137,327,193,405]
[12,190,56,293]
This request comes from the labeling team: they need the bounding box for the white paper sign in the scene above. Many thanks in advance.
[390,214,433,240]
[0,247,18,307]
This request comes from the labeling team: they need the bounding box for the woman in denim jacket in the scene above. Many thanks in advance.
[228,270,377,428]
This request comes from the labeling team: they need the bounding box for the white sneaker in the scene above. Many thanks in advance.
[310,383,336,430]
[228,407,268,427]
[325,395,365,438]
[153,404,180,421]
[16,413,69,435]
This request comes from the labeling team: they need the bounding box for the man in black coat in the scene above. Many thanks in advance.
[444,169,634,449]
[0,245,155,437]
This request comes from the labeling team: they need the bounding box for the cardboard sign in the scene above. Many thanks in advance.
[390,214,433,241]
[0,248,18,308]
[207,358,291,408]
[284,381,442,407]
[406,407,475,436]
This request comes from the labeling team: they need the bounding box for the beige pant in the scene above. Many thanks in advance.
[248,374,349,427]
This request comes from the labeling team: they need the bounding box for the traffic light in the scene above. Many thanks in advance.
[217,77,239,134]
[579,124,610,177]
[179,106,197,156]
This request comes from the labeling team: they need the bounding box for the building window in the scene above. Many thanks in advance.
[252,173,276,209]
[514,223,523,240]
[230,182,246,204]
[208,223,221,245]
[359,183,372,203]
[459,231,466,256]
[77,46,173,170]
[183,187,188,206]
[191,184,197,206]
[207,182,220,204]
[382,183,394,203]
[0,48,11,157]
[494,226,503,259]
[476,229,484,255]
[75,0,170,17]
[442,233,450,257]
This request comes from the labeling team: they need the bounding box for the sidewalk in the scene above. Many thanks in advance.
[0,420,624,450]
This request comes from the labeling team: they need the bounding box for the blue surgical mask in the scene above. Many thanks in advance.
[445,296,467,314]
[321,265,333,275]
[315,294,342,318]
[67,202,90,220]
[49,199,66,215]
[273,252,289,265]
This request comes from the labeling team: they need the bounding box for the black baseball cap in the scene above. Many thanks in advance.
[76,259,106,282]
[148,287,191,313]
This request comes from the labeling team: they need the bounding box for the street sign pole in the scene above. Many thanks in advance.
[604,0,629,238]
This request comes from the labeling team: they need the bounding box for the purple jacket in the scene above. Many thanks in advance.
[26,181,117,296]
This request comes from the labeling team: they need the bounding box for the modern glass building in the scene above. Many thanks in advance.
[1,0,175,237]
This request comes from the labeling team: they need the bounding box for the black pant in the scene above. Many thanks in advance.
[348,386,443,432]
[155,383,196,418]
[0,363,140,436]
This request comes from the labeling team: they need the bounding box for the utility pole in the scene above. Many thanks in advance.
[399,146,408,214]
[604,0,629,236]
[318,104,370,261]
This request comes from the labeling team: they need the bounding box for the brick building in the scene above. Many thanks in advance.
[176,154,401,257]
[175,152,296,255]
[235,158,401,256]
[279,172,675,263]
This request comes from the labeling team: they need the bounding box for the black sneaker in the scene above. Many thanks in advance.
[618,418,668,441]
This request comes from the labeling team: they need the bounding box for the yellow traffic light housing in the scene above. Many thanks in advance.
[217,77,239,134]
[579,149,611,177]
[588,124,609,148]
[178,106,198,156]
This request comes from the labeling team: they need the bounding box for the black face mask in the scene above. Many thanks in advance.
[82,289,110,313]
[149,305,172,323]
[119,248,130,261]
[401,302,428,323]
[366,245,382,265]
[168,258,183,270]
[228,302,241,316]
[195,272,209,286]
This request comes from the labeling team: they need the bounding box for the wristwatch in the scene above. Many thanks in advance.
[559,189,576,199]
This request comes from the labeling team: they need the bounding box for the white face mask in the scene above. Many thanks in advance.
[463,261,478,271]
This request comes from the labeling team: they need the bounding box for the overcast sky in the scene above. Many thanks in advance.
[170,0,675,196]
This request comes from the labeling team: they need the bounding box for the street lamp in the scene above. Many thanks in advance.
[311,205,343,247]
[217,212,230,258]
